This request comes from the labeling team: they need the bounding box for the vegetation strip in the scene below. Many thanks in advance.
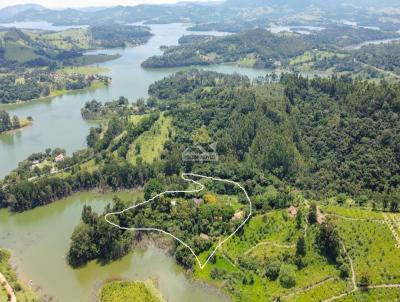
[105,173,253,269]
[0,272,17,302]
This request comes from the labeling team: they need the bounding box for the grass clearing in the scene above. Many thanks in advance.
[127,114,172,164]
[3,43,38,63]
[322,205,384,220]
[336,217,400,285]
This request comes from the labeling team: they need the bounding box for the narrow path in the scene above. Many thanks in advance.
[282,277,335,299]
[242,240,294,256]
[325,213,385,223]
[322,241,357,302]
[0,272,17,302]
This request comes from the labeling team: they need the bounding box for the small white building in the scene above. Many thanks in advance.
[55,154,64,162]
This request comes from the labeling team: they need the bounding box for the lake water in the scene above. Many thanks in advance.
[0,23,269,179]
[0,191,229,302]
[345,37,400,50]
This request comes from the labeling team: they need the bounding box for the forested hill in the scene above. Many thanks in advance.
[148,70,400,201]
[2,70,399,212]
[141,27,399,68]
[142,29,316,68]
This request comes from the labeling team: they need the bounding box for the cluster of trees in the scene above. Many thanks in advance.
[0,75,42,103]
[81,97,130,120]
[0,110,24,133]
[67,200,133,267]
[0,159,155,211]
[0,71,109,104]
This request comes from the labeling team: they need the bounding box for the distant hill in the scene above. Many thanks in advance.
[0,0,399,29]
[0,3,46,19]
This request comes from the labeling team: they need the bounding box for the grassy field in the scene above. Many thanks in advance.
[0,249,39,302]
[100,279,165,302]
[191,202,400,302]
[3,43,38,63]
[42,28,91,50]
[62,66,110,75]
[127,113,172,164]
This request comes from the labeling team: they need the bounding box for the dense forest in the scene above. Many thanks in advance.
[2,69,399,212]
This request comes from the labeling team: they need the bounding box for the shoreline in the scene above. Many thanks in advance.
[0,81,108,109]
[0,121,33,136]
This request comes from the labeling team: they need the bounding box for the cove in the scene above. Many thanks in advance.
[0,23,269,179]
[0,191,230,302]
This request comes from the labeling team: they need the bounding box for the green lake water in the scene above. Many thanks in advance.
[0,191,229,302]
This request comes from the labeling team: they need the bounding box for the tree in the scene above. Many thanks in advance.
[278,264,296,288]
[318,220,340,261]
[265,261,281,281]
[144,178,163,201]
[0,110,11,132]
[308,202,318,224]
[358,271,371,289]
[175,245,195,268]
[296,208,304,229]
[135,143,141,155]
[203,192,218,204]
[296,236,306,257]
[11,115,20,129]
[67,223,97,267]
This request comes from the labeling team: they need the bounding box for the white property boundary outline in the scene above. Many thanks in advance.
[105,172,253,269]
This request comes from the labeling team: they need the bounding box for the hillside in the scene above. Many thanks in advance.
[0,24,152,69]
[1,70,400,301]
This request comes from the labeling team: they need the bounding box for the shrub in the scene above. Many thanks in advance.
[278,264,296,288]
[265,260,281,281]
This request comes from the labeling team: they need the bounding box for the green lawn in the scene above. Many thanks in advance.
[100,279,165,302]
